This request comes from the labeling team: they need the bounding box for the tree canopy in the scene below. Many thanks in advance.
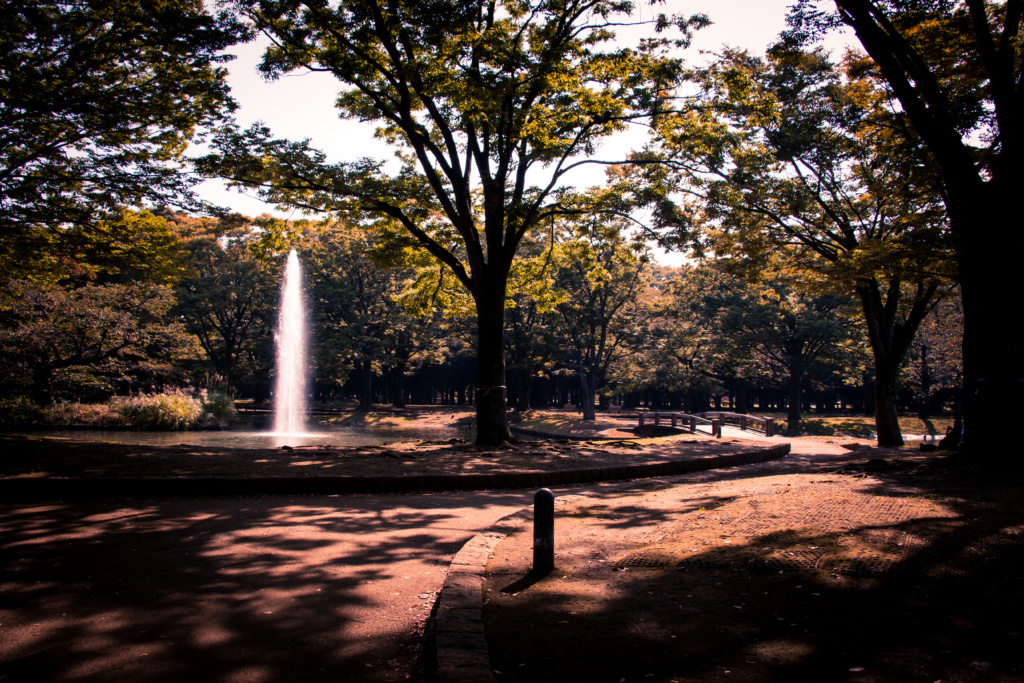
[784,0,1022,458]
[0,0,241,249]
[199,0,706,443]
[624,43,954,445]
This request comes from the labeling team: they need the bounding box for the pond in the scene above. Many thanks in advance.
[29,423,474,449]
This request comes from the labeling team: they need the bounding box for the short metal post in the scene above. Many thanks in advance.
[533,488,555,575]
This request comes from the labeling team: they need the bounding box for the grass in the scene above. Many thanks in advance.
[756,414,955,438]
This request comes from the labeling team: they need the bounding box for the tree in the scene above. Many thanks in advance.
[0,281,198,403]
[554,216,650,420]
[199,0,705,444]
[632,263,855,422]
[303,221,438,409]
[175,219,278,399]
[2,207,189,285]
[503,232,562,412]
[784,0,1022,457]
[618,265,732,412]
[632,46,953,445]
[715,280,855,429]
[908,291,963,432]
[0,0,241,250]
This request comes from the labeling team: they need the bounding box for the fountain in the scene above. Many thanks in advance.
[273,249,308,435]
[30,248,465,448]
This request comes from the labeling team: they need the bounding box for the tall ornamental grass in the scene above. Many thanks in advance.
[114,390,205,431]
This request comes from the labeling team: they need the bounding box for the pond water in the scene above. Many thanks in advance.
[30,423,474,449]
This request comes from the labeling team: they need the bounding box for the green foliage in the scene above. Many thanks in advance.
[0,0,242,242]
[621,261,858,415]
[202,391,237,422]
[200,0,709,441]
[114,390,205,431]
[301,221,442,405]
[173,218,278,396]
[0,280,199,403]
[0,397,46,429]
[554,214,652,418]
[781,418,875,438]
[627,43,954,444]
[1,208,190,286]
[36,401,125,428]
[785,0,1024,455]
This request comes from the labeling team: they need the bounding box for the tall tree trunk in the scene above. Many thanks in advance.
[516,365,534,412]
[874,356,903,447]
[855,278,937,448]
[735,379,748,414]
[474,290,512,445]
[359,360,372,411]
[392,360,406,408]
[579,358,597,421]
[787,374,802,431]
[957,201,1023,458]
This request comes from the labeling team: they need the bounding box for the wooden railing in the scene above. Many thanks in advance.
[698,412,775,437]
[637,411,775,438]
[638,412,722,437]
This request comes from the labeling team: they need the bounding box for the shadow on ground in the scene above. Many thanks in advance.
[0,490,521,682]
[484,455,1024,682]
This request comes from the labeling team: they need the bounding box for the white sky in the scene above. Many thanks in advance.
[194,0,854,234]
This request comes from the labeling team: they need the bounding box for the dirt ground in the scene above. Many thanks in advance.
[8,406,1008,683]
[0,408,802,480]
[482,452,1024,683]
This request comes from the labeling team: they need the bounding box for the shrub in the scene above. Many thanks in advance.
[0,397,46,428]
[202,390,236,423]
[44,401,125,427]
[114,390,205,431]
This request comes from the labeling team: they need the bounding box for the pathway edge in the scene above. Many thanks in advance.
[1,444,790,501]
[434,442,789,683]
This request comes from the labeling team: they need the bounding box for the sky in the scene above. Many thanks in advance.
[193,0,854,222]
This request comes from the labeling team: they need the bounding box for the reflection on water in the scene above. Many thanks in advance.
[30,424,473,449]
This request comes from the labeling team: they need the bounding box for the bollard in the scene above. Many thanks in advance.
[533,488,555,575]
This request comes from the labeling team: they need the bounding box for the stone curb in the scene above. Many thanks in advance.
[434,443,790,683]
[436,507,535,683]
[0,444,790,502]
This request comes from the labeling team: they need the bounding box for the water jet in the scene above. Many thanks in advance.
[274,249,308,435]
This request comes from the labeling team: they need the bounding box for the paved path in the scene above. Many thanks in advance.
[0,490,534,683]
[0,433,846,683]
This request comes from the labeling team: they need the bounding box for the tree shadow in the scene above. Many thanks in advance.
[0,489,527,682]
[485,457,1024,682]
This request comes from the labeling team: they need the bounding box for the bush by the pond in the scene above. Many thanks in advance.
[0,397,47,428]
[0,390,237,430]
[44,401,125,428]
[114,390,205,431]
[203,391,236,423]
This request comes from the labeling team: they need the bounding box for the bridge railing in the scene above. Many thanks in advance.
[637,411,776,438]
[638,412,722,437]
[698,412,775,437]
